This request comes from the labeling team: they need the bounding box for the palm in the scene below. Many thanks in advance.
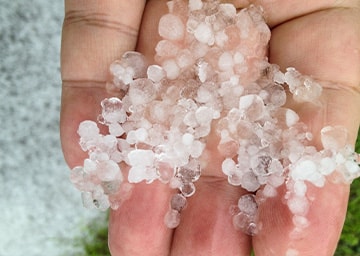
[61,0,360,255]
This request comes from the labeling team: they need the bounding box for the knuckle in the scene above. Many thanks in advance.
[63,10,138,37]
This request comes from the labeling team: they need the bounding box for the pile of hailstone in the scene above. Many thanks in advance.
[70,0,360,234]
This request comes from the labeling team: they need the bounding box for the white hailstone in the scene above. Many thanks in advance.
[233,212,258,236]
[183,111,198,128]
[287,196,309,216]
[262,184,277,197]
[108,122,125,137]
[215,30,228,47]
[196,86,213,103]
[285,109,299,127]
[274,70,285,84]
[121,51,148,79]
[157,161,175,183]
[321,126,348,151]
[100,97,126,124]
[92,187,111,211]
[96,160,122,182]
[197,60,211,82]
[228,173,242,186]
[147,65,166,83]
[291,159,317,181]
[83,159,97,173]
[162,59,181,80]
[128,149,155,167]
[292,215,309,229]
[190,140,205,158]
[188,0,203,11]
[135,127,148,142]
[164,209,181,228]
[219,3,237,18]
[128,166,158,183]
[194,22,214,45]
[238,94,265,121]
[218,51,234,71]
[81,191,97,210]
[233,52,245,64]
[170,177,182,189]
[238,194,258,215]
[110,61,135,85]
[171,193,187,211]
[195,106,214,125]
[293,180,307,197]
[319,157,336,175]
[78,120,99,140]
[126,130,137,145]
[128,78,156,105]
[222,158,237,176]
[70,166,85,185]
[158,14,185,41]
[176,49,194,68]
[241,171,261,192]
[180,182,196,197]
[182,133,194,146]
[345,160,360,175]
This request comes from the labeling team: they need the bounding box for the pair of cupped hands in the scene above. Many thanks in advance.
[60,1,360,255]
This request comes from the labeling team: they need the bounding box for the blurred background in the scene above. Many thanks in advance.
[0,1,103,255]
[0,1,359,256]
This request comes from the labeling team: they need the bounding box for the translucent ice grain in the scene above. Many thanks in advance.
[70,0,360,234]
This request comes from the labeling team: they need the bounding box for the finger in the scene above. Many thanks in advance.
[105,1,175,255]
[227,0,357,28]
[60,0,146,167]
[170,178,252,256]
[253,182,350,255]
[269,7,360,139]
[108,182,174,256]
[253,7,360,256]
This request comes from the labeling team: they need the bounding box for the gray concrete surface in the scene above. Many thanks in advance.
[0,1,101,255]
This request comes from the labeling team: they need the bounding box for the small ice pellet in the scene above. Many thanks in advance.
[180,182,196,197]
[291,159,317,181]
[147,64,166,83]
[135,127,148,142]
[182,133,194,146]
[241,171,261,192]
[164,209,181,228]
[78,120,99,140]
[188,0,203,11]
[321,126,348,151]
[238,94,265,121]
[109,123,125,137]
[96,160,121,182]
[287,196,309,216]
[162,59,180,80]
[262,184,277,197]
[218,51,234,71]
[128,149,155,167]
[222,158,237,176]
[238,194,258,215]
[171,193,187,211]
[285,109,299,127]
[158,14,185,41]
[293,180,307,197]
[194,22,214,45]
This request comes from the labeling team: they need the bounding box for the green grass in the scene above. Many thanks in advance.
[80,129,360,255]
[76,214,111,256]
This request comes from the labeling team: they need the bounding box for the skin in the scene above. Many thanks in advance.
[61,0,360,255]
